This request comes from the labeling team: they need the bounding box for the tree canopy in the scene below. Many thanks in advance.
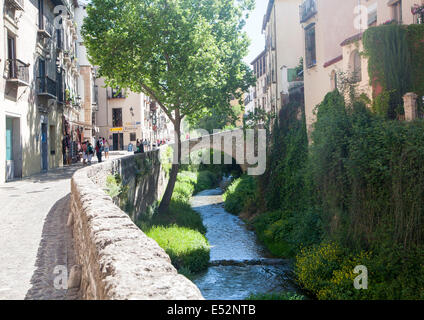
[82,0,255,126]
[82,0,255,212]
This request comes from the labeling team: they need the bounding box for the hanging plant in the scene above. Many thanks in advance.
[412,4,424,24]
[411,5,424,15]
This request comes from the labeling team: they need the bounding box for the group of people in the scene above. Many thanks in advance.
[135,139,146,153]
[81,137,110,165]
[133,138,169,153]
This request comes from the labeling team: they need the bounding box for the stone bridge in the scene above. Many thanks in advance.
[178,128,266,176]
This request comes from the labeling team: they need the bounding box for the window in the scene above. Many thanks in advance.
[130,133,137,142]
[7,35,17,79]
[390,0,402,23]
[111,87,125,98]
[368,3,378,26]
[38,0,44,29]
[50,125,56,154]
[7,34,16,60]
[112,108,123,127]
[350,50,362,83]
[39,59,46,78]
[259,59,262,77]
[305,24,316,68]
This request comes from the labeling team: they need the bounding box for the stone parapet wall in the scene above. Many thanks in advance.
[69,150,204,300]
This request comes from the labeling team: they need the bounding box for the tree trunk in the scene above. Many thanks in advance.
[158,118,181,214]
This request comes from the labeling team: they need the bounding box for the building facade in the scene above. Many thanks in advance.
[251,50,267,113]
[1,0,80,183]
[75,2,97,145]
[95,82,174,151]
[300,0,422,133]
[262,0,304,115]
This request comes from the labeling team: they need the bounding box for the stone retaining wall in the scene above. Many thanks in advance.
[69,150,204,300]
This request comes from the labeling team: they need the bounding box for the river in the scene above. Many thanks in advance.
[190,188,300,300]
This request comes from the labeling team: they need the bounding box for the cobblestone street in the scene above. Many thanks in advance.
[0,153,129,300]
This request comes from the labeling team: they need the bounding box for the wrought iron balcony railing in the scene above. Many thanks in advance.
[108,88,126,99]
[6,0,24,11]
[300,0,317,23]
[5,59,30,86]
[38,15,54,38]
[37,77,57,98]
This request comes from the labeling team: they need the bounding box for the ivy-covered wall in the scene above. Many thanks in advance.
[252,90,424,299]
[363,24,424,118]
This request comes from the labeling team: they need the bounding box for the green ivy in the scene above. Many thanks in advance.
[363,24,424,118]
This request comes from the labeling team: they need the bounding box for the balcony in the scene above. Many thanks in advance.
[38,16,53,38]
[5,59,30,86]
[37,77,57,99]
[108,88,126,99]
[300,0,317,23]
[6,0,24,11]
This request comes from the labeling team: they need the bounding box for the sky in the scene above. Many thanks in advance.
[243,0,268,66]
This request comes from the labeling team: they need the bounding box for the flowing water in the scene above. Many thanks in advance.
[191,188,300,300]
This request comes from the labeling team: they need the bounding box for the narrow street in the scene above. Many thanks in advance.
[0,153,128,300]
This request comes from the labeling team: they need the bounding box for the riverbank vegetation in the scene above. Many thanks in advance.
[225,90,424,299]
[223,175,257,215]
[138,169,221,276]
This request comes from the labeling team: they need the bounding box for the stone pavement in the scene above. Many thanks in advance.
[0,152,130,300]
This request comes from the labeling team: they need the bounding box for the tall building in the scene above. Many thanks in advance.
[262,0,304,115]
[0,0,80,183]
[95,82,174,151]
[251,50,268,113]
[75,2,97,144]
[300,0,422,133]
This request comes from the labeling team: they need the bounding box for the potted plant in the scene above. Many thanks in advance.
[65,89,72,104]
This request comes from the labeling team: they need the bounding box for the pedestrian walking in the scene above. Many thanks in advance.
[96,138,103,163]
[87,143,94,164]
[82,141,88,165]
[136,139,141,153]
[104,140,110,159]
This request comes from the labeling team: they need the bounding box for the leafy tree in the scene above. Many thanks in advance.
[188,102,243,133]
[82,0,255,212]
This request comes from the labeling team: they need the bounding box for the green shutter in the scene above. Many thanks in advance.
[6,118,13,161]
